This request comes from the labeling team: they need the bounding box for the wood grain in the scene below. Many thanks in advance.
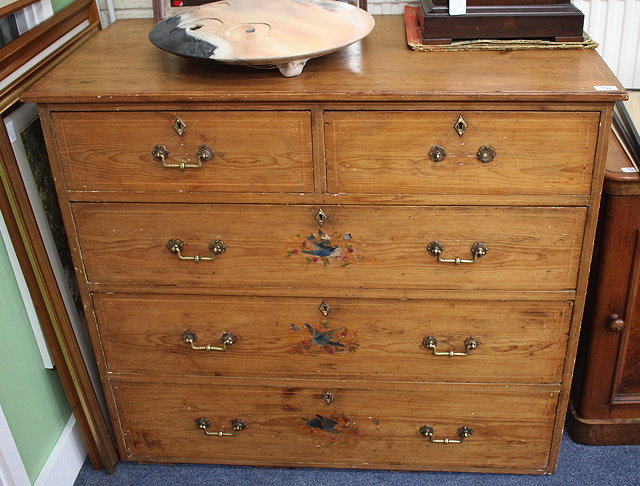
[21,17,626,104]
[325,110,598,195]
[112,378,558,471]
[71,203,586,291]
[52,111,314,194]
[93,293,572,383]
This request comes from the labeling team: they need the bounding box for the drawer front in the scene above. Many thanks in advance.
[74,204,586,291]
[113,379,558,471]
[51,111,314,193]
[325,111,598,195]
[94,293,572,383]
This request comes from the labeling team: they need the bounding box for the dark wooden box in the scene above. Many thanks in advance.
[418,0,584,44]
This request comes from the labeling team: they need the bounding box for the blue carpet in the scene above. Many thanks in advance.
[73,430,640,486]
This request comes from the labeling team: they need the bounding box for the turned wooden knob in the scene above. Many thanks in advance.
[608,313,626,332]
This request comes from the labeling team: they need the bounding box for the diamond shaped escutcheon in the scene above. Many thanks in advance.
[454,115,467,137]
[173,116,187,136]
[315,208,328,226]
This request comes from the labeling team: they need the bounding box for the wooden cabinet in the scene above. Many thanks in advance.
[568,133,640,444]
[23,16,624,474]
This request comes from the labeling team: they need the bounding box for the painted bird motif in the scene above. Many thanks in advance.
[305,323,346,348]
[301,235,339,258]
[306,414,339,432]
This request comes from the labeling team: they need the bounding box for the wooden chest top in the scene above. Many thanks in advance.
[23,16,626,104]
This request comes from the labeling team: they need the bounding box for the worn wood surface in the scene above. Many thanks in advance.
[21,17,626,104]
[325,110,597,195]
[71,204,586,292]
[112,378,558,471]
[94,293,571,383]
[52,111,314,194]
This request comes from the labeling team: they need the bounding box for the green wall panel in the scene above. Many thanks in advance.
[0,236,71,483]
[52,0,76,13]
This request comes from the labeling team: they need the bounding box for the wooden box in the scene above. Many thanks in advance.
[418,0,585,44]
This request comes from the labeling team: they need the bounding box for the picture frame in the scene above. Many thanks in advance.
[152,0,368,23]
[0,0,118,473]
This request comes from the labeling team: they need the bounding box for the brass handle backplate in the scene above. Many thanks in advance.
[419,425,473,444]
[182,330,237,351]
[322,390,336,405]
[152,144,214,169]
[423,336,479,357]
[195,417,246,437]
[428,145,447,162]
[167,238,226,262]
[476,145,496,163]
[427,241,488,265]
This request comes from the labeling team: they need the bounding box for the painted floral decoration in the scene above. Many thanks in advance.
[289,321,360,356]
[286,231,363,266]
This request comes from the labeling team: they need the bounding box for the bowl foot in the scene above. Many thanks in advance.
[277,59,308,77]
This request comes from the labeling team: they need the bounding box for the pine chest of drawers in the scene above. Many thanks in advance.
[24,16,626,474]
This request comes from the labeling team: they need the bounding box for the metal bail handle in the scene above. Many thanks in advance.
[182,330,237,351]
[427,241,488,265]
[151,144,214,169]
[419,425,473,444]
[423,336,480,357]
[167,238,226,262]
[195,417,246,437]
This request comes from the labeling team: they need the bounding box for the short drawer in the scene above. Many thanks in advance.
[112,378,558,471]
[73,204,586,291]
[94,293,571,383]
[325,110,598,195]
[51,111,314,194]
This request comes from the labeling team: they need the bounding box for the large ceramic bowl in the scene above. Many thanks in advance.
[148,0,375,77]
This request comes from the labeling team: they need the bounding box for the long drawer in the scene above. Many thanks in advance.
[73,204,586,291]
[94,293,571,383]
[112,378,558,471]
[51,111,314,194]
[325,110,598,195]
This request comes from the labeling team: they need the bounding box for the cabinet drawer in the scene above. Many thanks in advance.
[51,111,314,194]
[113,378,558,471]
[325,111,598,195]
[74,204,586,291]
[94,293,571,383]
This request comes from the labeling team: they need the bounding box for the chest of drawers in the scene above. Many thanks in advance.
[23,16,625,474]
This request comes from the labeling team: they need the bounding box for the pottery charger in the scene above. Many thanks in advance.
[148,0,375,77]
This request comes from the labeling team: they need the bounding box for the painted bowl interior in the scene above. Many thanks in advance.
[148,0,375,75]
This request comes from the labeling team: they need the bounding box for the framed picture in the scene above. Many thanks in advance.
[0,0,117,473]
[152,0,367,23]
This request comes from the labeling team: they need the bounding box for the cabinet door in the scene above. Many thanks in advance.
[578,195,640,419]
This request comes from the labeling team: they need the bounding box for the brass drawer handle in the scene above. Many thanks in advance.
[423,336,479,357]
[167,238,226,262]
[151,144,214,169]
[426,241,488,265]
[428,145,447,162]
[195,417,246,437]
[182,330,237,351]
[419,425,473,444]
[476,145,496,163]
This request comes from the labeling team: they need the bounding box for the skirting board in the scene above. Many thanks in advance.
[33,414,87,486]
